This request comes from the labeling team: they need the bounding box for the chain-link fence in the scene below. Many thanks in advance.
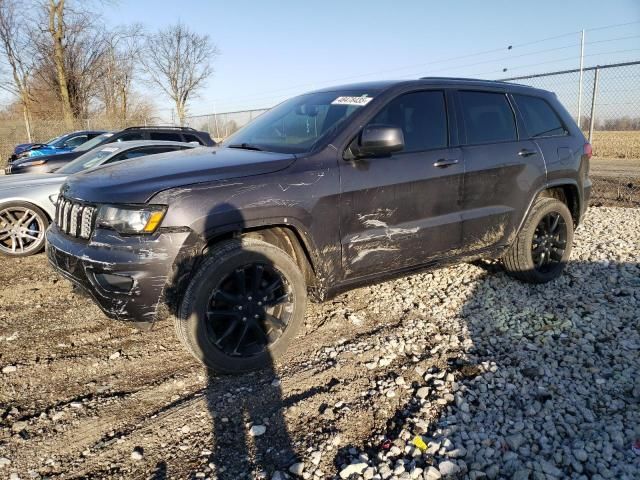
[501,60,640,206]
[183,109,268,142]
[0,116,155,165]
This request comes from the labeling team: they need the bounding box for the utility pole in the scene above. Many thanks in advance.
[577,29,585,128]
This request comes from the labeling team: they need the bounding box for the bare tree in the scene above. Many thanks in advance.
[0,0,36,140]
[32,1,109,123]
[46,0,75,128]
[142,23,218,125]
[97,24,143,127]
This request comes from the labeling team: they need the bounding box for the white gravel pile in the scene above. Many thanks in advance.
[289,207,640,480]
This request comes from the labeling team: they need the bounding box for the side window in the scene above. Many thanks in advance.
[183,133,204,144]
[369,91,447,152]
[65,135,88,147]
[459,91,517,144]
[116,132,144,142]
[150,132,182,141]
[513,94,567,138]
[105,146,184,164]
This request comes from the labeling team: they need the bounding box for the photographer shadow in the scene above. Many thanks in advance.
[164,203,299,479]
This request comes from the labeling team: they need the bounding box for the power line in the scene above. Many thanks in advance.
[201,22,640,113]
[207,31,588,108]
[473,48,640,79]
[585,20,640,32]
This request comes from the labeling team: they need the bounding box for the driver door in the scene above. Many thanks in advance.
[339,90,465,278]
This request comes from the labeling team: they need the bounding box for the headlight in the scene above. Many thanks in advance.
[96,205,167,234]
[17,159,46,167]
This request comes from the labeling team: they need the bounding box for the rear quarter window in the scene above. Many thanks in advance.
[512,94,567,138]
[459,91,517,144]
[183,133,205,144]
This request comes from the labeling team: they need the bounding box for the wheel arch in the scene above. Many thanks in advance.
[515,180,581,238]
[202,222,318,287]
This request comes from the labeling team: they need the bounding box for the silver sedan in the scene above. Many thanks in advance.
[0,140,196,257]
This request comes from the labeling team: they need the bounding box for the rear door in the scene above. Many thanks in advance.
[455,89,546,252]
[339,89,465,277]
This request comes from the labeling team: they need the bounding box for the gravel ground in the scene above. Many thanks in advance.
[0,206,639,480]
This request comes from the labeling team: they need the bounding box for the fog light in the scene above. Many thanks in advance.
[94,272,134,293]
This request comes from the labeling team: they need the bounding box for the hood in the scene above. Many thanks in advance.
[0,173,67,190]
[12,151,80,166]
[62,146,297,204]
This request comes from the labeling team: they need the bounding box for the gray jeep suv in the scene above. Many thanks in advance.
[46,78,592,373]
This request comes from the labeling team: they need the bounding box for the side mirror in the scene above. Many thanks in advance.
[356,125,404,157]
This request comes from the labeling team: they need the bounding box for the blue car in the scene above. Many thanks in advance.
[10,130,106,161]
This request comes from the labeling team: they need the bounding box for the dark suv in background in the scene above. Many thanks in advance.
[6,126,214,174]
[47,78,591,373]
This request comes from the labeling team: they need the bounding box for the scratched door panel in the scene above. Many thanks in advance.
[339,147,463,278]
[460,140,545,251]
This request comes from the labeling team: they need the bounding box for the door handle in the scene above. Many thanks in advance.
[518,149,538,157]
[433,159,459,168]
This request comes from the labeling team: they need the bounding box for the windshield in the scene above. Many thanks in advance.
[73,132,113,152]
[45,134,65,146]
[223,90,376,153]
[58,146,120,174]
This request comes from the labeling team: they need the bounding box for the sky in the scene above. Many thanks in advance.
[99,0,639,118]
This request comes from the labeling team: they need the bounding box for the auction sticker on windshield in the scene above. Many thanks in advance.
[331,95,373,106]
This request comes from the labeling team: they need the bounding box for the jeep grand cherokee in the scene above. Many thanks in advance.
[46,78,591,373]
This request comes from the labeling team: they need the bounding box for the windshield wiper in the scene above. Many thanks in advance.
[228,143,264,151]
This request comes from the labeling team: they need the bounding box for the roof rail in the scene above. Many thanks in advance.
[123,125,197,131]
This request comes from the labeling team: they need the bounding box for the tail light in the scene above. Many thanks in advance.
[583,142,593,159]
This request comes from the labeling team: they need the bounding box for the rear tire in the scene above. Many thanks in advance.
[502,197,573,283]
[174,238,307,374]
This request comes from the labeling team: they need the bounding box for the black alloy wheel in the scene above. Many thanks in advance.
[206,263,293,357]
[531,212,568,273]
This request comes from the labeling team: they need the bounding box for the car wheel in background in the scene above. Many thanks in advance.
[0,202,49,257]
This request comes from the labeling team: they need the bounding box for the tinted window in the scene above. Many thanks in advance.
[459,91,517,144]
[149,132,182,141]
[370,91,447,152]
[116,132,144,141]
[65,135,88,147]
[183,133,204,144]
[106,146,185,164]
[513,94,566,138]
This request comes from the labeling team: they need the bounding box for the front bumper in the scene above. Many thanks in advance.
[46,223,195,323]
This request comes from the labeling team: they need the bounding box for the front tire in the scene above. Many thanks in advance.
[175,238,307,374]
[0,202,49,257]
[502,197,573,283]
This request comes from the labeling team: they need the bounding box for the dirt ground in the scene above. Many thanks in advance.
[0,244,460,479]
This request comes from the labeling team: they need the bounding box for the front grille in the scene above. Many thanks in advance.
[55,198,96,239]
